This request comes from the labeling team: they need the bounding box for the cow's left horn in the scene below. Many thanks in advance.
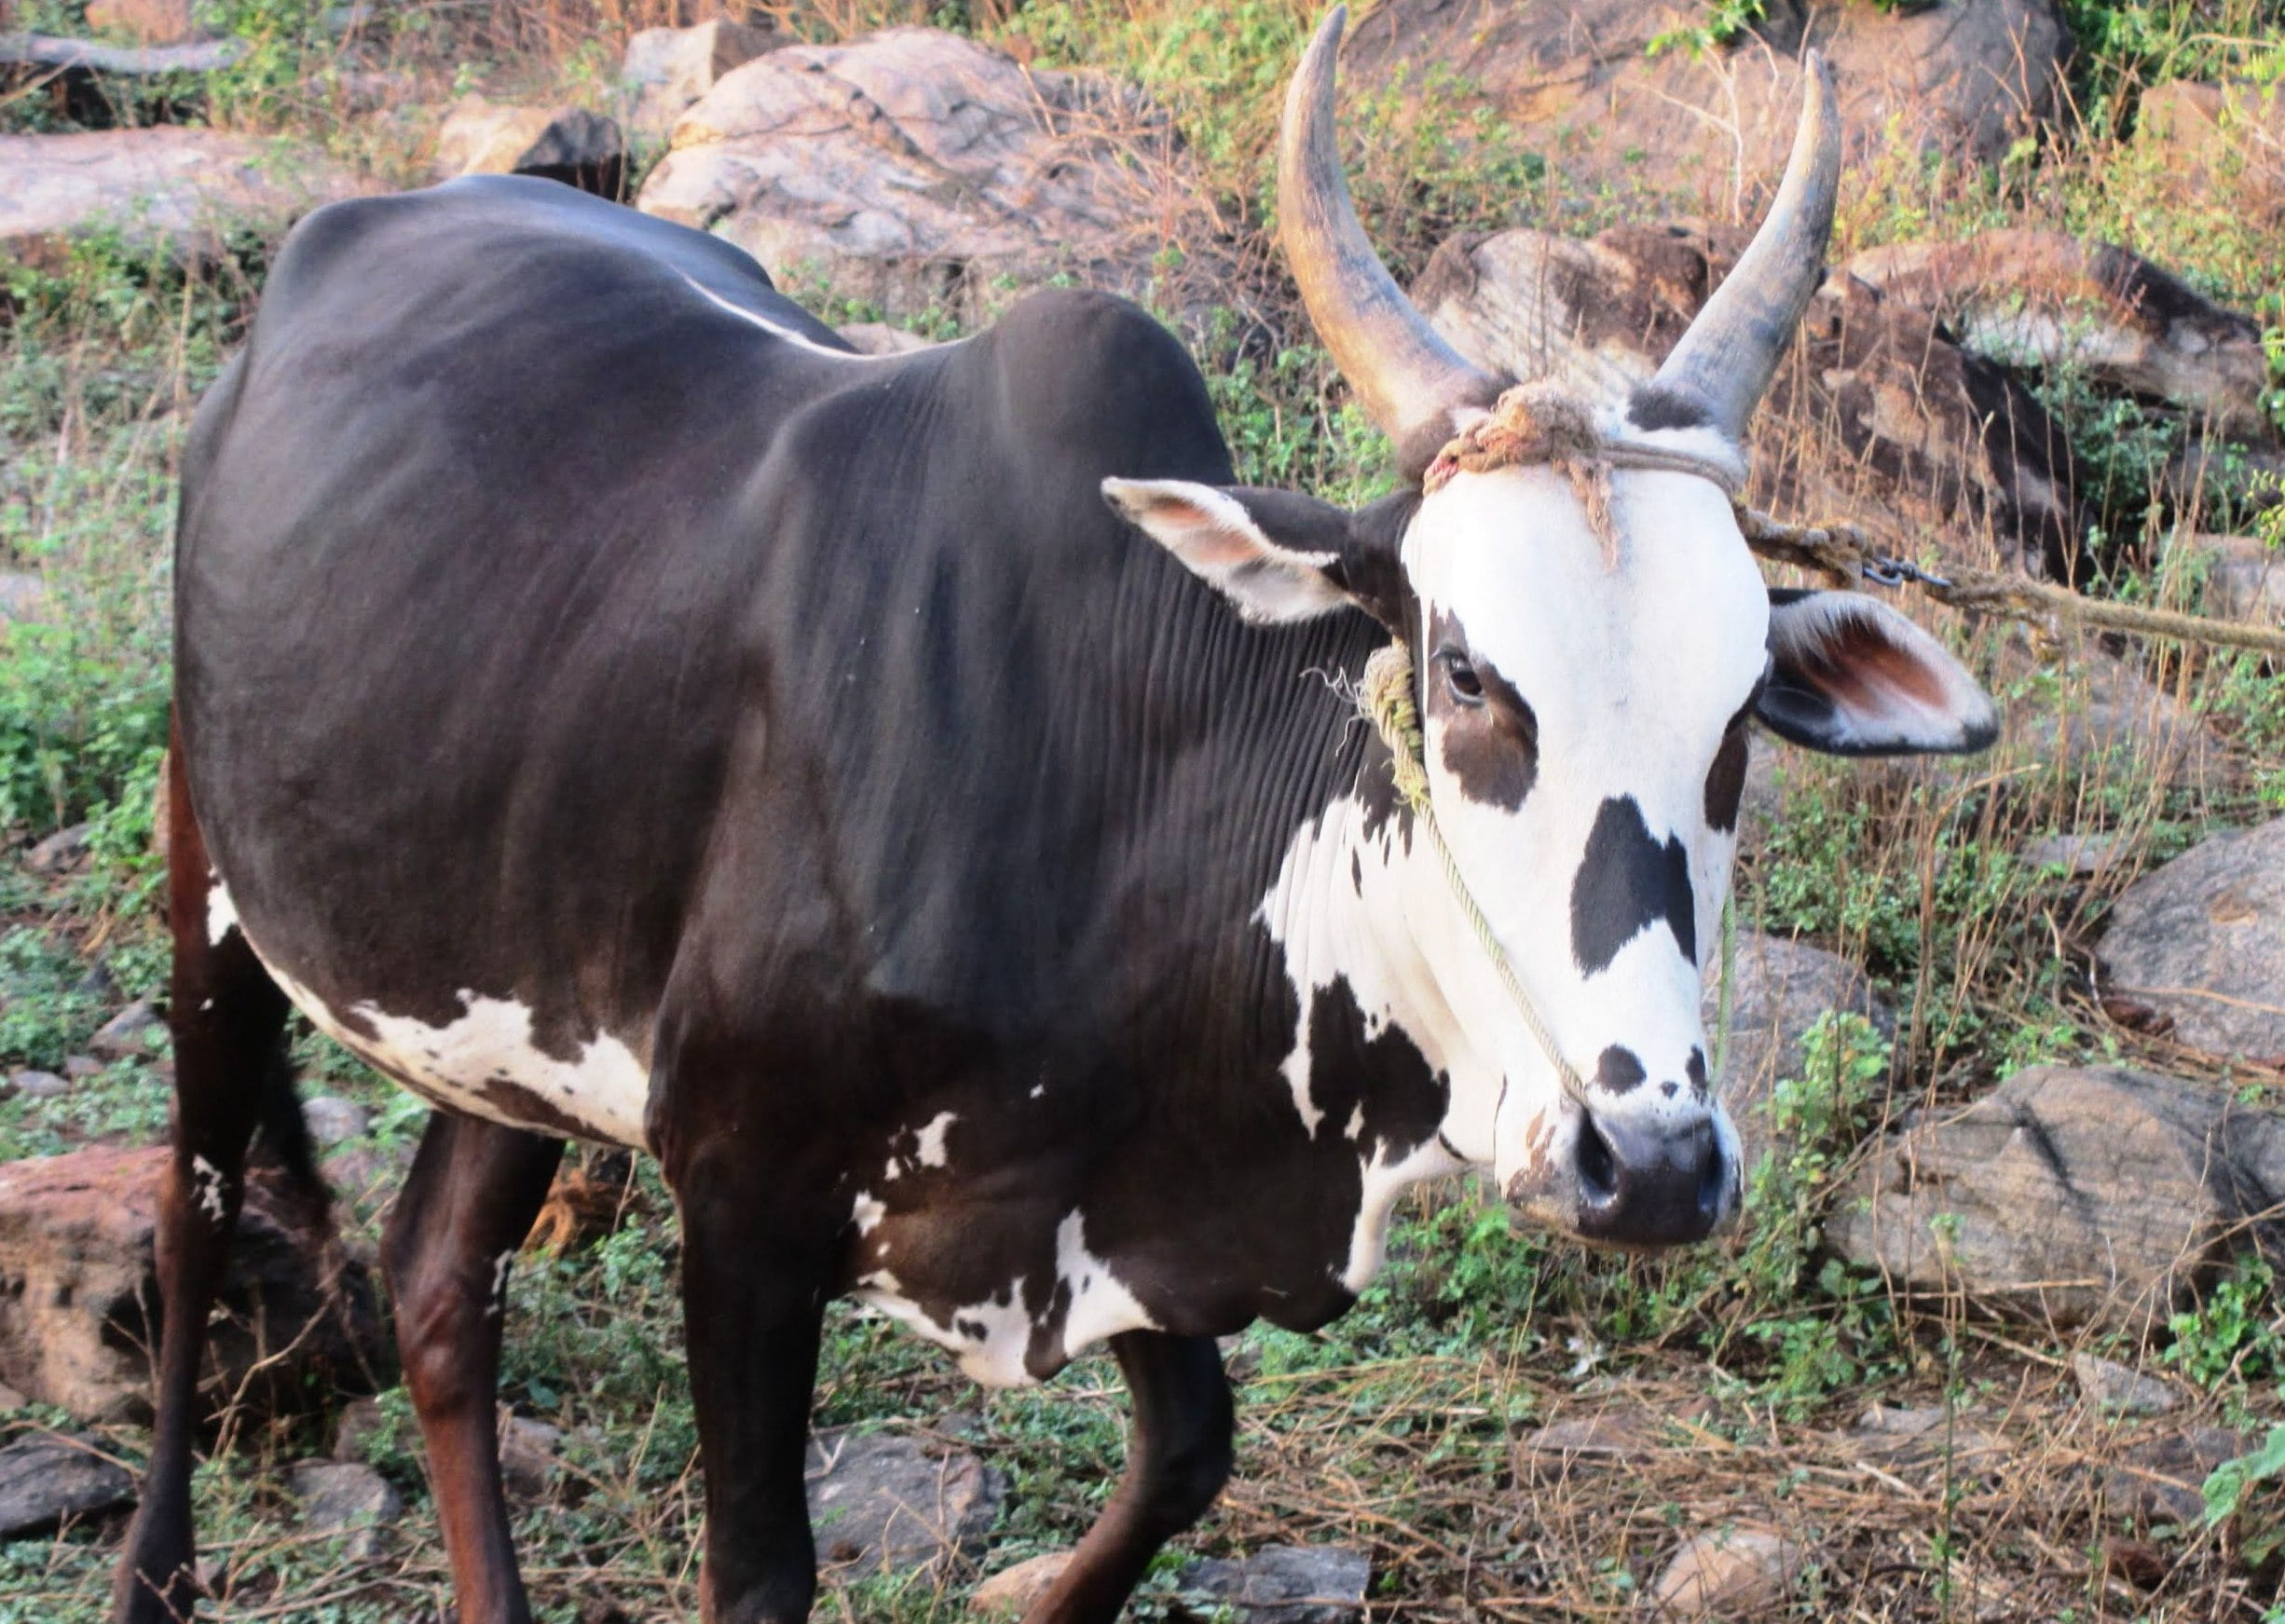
[1279,7,1500,468]
[1649,50,1841,445]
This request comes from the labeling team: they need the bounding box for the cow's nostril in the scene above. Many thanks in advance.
[1576,1115,1618,1208]
[1695,1126,1728,1220]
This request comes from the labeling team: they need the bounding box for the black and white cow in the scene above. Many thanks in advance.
[116,12,1994,1623]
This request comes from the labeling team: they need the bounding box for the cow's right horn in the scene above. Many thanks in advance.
[1648,50,1842,445]
[1279,6,1500,471]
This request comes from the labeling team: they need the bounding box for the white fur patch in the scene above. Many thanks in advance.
[912,1111,955,1169]
[189,1154,227,1223]
[679,274,881,362]
[207,879,240,947]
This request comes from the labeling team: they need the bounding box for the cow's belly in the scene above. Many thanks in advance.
[212,884,654,1150]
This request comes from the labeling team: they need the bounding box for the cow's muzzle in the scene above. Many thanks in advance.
[1506,1106,1739,1249]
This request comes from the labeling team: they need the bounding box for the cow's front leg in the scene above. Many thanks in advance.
[673,1140,832,1624]
[1022,1331,1234,1624]
[380,1112,564,1624]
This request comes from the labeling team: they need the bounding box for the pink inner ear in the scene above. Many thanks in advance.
[1800,609,1948,713]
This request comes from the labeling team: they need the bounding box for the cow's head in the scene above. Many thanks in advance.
[1104,10,1994,1251]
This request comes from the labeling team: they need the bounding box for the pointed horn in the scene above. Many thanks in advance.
[1279,7,1499,468]
[1649,50,1841,444]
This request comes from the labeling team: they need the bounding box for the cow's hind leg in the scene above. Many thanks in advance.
[380,1112,563,1624]
[1022,1331,1233,1624]
[114,748,300,1623]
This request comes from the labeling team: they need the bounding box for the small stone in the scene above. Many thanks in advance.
[1646,1526,1801,1617]
[287,1459,401,1561]
[0,1432,136,1537]
[0,1381,26,1411]
[1177,1545,1370,1624]
[331,1396,388,1462]
[2100,1426,2251,1525]
[23,824,90,874]
[301,1095,369,1147]
[62,1056,104,1080]
[8,1071,69,1100]
[972,1550,1074,1617]
[1854,1403,1946,1437]
[2073,1353,2181,1417]
[2023,832,2122,877]
[806,1427,1003,1581]
[499,1411,562,1499]
[88,1001,161,1061]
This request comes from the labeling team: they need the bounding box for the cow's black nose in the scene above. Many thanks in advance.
[1572,1112,1727,1248]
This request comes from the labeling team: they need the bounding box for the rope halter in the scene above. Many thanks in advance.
[1358,382,1745,1120]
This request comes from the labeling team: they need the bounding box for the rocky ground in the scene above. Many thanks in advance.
[4,0,2285,1620]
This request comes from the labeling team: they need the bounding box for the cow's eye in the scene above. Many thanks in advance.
[1444,655,1484,703]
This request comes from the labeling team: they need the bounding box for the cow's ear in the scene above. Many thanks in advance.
[1102,478,1356,624]
[1759,589,1998,756]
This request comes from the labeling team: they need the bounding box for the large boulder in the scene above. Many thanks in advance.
[1828,1066,2284,1332]
[1343,0,2071,206]
[2135,79,2285,225]
[637,27,1215,321]
[2100,817,2285,1059]
[1413,224,2081,576]
[0,1147,385,1424]
[1700,931,1894,1179]
[0,129,364,270]
[432,97,624,197]
[0,1430,135,1538]
[621,18,783,141]
[1843,231,2274,441]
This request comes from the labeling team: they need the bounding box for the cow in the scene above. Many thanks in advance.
[114,10,1995,1623]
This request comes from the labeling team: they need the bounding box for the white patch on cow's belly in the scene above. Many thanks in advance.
[255,956,652,1150]
[207,879,240,947]
[852,1205,1157,1389]
[1343,1136,1463,1292]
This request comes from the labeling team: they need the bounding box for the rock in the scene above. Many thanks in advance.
[83,0,194,44]
[0,129,363,271]
[621,18,782,140]
[1177,1545,1370,1624]
[62,1055,103,1081]
[2022,831,2123,878]
[0,1382,23,1412]
[1855,1402,1947,1437]
[0,1430,135,1537]
[499,1411,562,1499]
[0,573,50,627]
[23,822,89,873]
[1843,232,2273,441]
[300,1095,369,1147]
[0,30,244,75]
[1414,224,2080,578]
[88,999,161,1060]
[2100,1426,2251,1525]
[2005,651,2234,795]
[287,1459,400,1561]
[1828,1066,2284,1332]
[0,1146,386,1423]
[1517,1393,1714,1481]
[837,321,937,357]
[2072,1353,2181,1417]
[972,1550,1074,1617]
[2184,533,2285,627]
[2135,80,2285,225]
[331,1395,388,1462]
[1345,0,2070,204]
[433,97,624,197]
[7,1071,69,1101]
[805,1427,1003,1581]
[1645,1525,1800,1618]
[1701,931,1893,1178]
[639,28,1215,325]
[2100,818,2285,1059]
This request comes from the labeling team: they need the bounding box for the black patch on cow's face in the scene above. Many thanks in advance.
[1426,607,1539,811]
[1594,1044,1646,1096]
[1626,383,1712,432]
[1571,796,1696,975]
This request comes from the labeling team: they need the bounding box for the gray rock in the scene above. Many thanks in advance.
[2072,1353,2181,1417]
[1828,1066,2283,1332]
[7,1071,69,1101]
[806,1427,1002,1581]
[2100,1426,2251,1524]
[638,28,1216,324]
[330,1395,388,1462]
[2023,831,2124,878]
[2100,817,2285,1059]
[1177,1545,1370,1624]
[432,98,624,196]
[0,29,244,75]
[62,1055,103,1081]
[287,1459,400,1560]
[620,18,782,139]
[0,1145,387,1423]
[0,1431,134,1537]
[0,129,366,271]
[2006,652,2235,795]
[89,1001,161,1061]
[2183,533,2285,626]
[300,1095,369,1147]
[1701,932,1893,1178]
[22,822,89,874]
[499,1411,562,1499]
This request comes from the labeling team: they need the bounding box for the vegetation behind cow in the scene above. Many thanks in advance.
[3,1,2285,1619]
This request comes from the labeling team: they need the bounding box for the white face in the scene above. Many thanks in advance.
[1398,462,1769,1244]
